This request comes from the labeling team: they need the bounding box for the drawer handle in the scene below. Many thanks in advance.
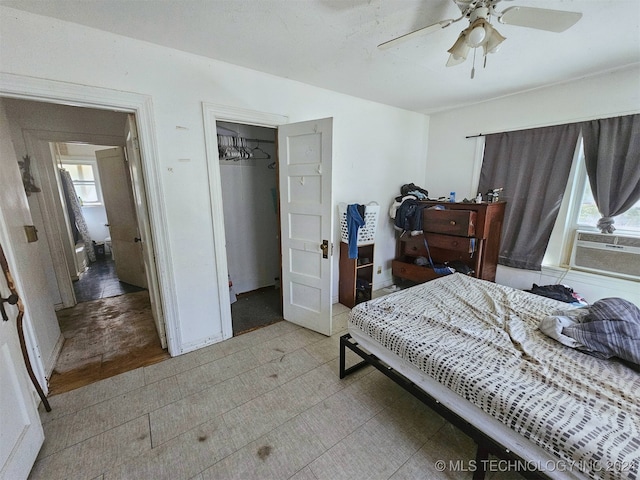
[452,241,459,247]
[411,246,418,251]
[450,220,457,226]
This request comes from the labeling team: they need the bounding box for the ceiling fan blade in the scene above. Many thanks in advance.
[498,6,582,32]
[378,19,454,50]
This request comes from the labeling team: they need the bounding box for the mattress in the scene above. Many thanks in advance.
[348,274,640,480]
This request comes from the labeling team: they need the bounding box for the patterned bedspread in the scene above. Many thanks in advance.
[348,274,640,480]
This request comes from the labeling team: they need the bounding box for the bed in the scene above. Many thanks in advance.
[339,274,639,480]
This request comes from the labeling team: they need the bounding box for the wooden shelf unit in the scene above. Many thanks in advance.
[339,242,374,308]
[392,201,505,284]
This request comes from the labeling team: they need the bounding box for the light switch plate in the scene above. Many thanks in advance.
[24,225,38,243]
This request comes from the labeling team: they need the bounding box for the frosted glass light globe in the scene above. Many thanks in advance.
[467,26,486,47]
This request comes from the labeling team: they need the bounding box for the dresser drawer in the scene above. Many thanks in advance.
[424,233,474,253]
[392,260,440,283]
[400,233,474,256]
[423,209,476,236]
[401,236,427,257]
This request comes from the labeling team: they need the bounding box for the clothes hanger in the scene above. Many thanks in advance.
[251,141,271,160]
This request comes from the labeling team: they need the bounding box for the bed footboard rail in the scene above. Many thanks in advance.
[339,333,550,480]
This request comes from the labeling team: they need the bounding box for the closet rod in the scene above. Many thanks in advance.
[217,133,275,144]
[244,138,275,144]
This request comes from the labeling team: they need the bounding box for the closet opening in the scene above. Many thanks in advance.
[216,121,282,335]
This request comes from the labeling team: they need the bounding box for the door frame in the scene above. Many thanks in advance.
[0,73,180,358]
[202,103,288,339]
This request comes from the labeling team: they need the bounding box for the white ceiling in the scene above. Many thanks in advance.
[2,0,639,114]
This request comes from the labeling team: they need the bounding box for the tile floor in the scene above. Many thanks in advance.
[31,304,520,480]
[74,257,145,303]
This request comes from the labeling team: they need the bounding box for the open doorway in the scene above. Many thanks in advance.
[49,141,169,394]
[216,121,283,335]
[53,142,146,302]
[1,97,168,394]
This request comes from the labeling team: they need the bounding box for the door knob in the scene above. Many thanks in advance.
[1,293,19,321]
[134,237,142,243]
[321,240,329,259]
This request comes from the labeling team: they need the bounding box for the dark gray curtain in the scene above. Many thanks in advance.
[479,124,581,270]
[581,114,640,233]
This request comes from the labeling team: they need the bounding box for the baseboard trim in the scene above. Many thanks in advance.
[45,333,65,391]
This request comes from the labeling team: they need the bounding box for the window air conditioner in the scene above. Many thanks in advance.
[569,230,640,280]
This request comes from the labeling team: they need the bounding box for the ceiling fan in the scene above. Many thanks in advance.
[378,0,582,71]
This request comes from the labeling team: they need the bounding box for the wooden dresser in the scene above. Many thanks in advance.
[392,201,505,283]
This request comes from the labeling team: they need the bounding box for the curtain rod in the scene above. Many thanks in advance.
[465,111,640,140]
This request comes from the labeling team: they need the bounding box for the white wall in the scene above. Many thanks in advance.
[82,206,110,244]
[218,122,279,294]
[426,66,640,200]
[426,65,640,304]
[0,7,429,352]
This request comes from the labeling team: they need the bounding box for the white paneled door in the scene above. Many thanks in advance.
[0,246,44,478]
[95,147,147,289]
[124,115,167,350]
[278,118,333,336]
[0,104,45,478]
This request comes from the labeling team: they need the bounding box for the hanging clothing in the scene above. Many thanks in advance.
[59,168,96,262]
[346,204,365,259]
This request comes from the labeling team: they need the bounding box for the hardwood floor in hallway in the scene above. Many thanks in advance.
[48,290,169,395]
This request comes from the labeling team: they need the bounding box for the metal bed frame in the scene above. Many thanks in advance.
[339,332,549,480]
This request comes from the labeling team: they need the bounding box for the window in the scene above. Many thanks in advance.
[545,135,639,268]
[577,180,640,233]
[563,136,640,237]
[61,161,103,206]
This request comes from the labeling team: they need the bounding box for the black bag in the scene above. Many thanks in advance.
[394,199,428,231]
[394,199,418,231]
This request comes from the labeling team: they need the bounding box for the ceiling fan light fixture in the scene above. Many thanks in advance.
[446,52,468,67]
[378,0,582,74]
[483,23,506,54]
[447,33,470,60]
[467,25,486,47]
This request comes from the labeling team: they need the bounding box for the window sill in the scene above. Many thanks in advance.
[540,264,639,284]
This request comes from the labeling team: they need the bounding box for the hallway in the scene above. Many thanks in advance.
[48,257,167,395]
[49,290,169,395]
